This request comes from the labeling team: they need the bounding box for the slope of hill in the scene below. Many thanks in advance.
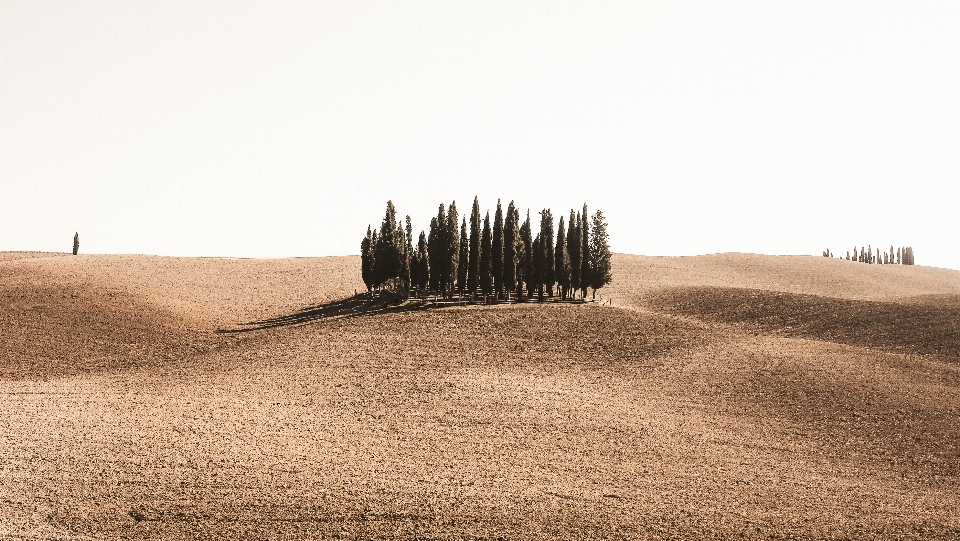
[1,252,958,539]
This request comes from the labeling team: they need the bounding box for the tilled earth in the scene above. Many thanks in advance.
[1,253,959,539]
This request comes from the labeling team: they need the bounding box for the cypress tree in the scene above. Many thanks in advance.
[555,215,570,300]
[540,209,555,298]
[569,211,581,298]
[417,231,430,296]
[402,215,413,297]
[410,233,421,296]
[370,230,379,290]
[532,234,543,300]
[458,218,469,296]
[429,205,445,295]
[373,201,404,293]
[468,196,482,296]
[361,225,374,293]
[588,209,613,299]
[897,247,901,264]
[520,210,533,299]
[72,232,79,255]
[492,200,504,299]
[580,203,590,298]
[504,201,518,300]
[446,201,460,298]
[480,212,493,296]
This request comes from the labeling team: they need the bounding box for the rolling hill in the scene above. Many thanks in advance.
[1,252,958,539]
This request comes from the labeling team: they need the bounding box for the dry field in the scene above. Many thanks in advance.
[2,252,959,540]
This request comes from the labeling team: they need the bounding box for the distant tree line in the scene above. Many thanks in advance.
[361,198,613,301]
[823,245,915,265]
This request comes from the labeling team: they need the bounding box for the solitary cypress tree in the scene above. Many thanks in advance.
[446,201,460,298]
[492,200,504,299]
[580,203,590,298]
[520,210,533,299]
[458,218,469,296]
[480,212,493,296]
[468,196,482,296]
[555,215,570,300]
[569,211,581,298]
[72,232,80,255]
[588,209,613,299]
[504,201,518,300]
[539,209,555,298]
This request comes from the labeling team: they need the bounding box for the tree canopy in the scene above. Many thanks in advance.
[360,198,612,301]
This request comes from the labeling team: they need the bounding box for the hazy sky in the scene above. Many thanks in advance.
[2,1,958,270]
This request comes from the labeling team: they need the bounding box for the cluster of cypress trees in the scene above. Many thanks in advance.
[361,198,613,301]
[825,245,915,265]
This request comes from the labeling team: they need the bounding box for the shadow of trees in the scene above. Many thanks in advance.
[216,294,432,333]
[217,293,594,334]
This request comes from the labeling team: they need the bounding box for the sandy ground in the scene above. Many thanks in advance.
[1,252,958,539]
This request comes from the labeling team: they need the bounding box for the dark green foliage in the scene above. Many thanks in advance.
[520,210,533,299]
[362,199,611,302]
[431,206,446,293]
[428,210,443,294]
[468,196,481,296]
[373,201,405,290]
[532,234,543,299]
[503,201,518,299]
[555,215,570,299]
[458,218,468,296]
[540,209,555,298]
[568,211,581,297]
[580,203,590,298]
[361,225,374,292]
[588,210,612,297]
[480,212,493,296]
[72,232,79,256]
[417,231,430,294]
[402,215,413,296]
[446,202,460,298]
[492,200,504,298]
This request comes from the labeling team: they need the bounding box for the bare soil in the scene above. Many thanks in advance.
[2,252,959,539]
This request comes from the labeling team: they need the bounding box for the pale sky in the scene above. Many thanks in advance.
[2,1,958,270]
